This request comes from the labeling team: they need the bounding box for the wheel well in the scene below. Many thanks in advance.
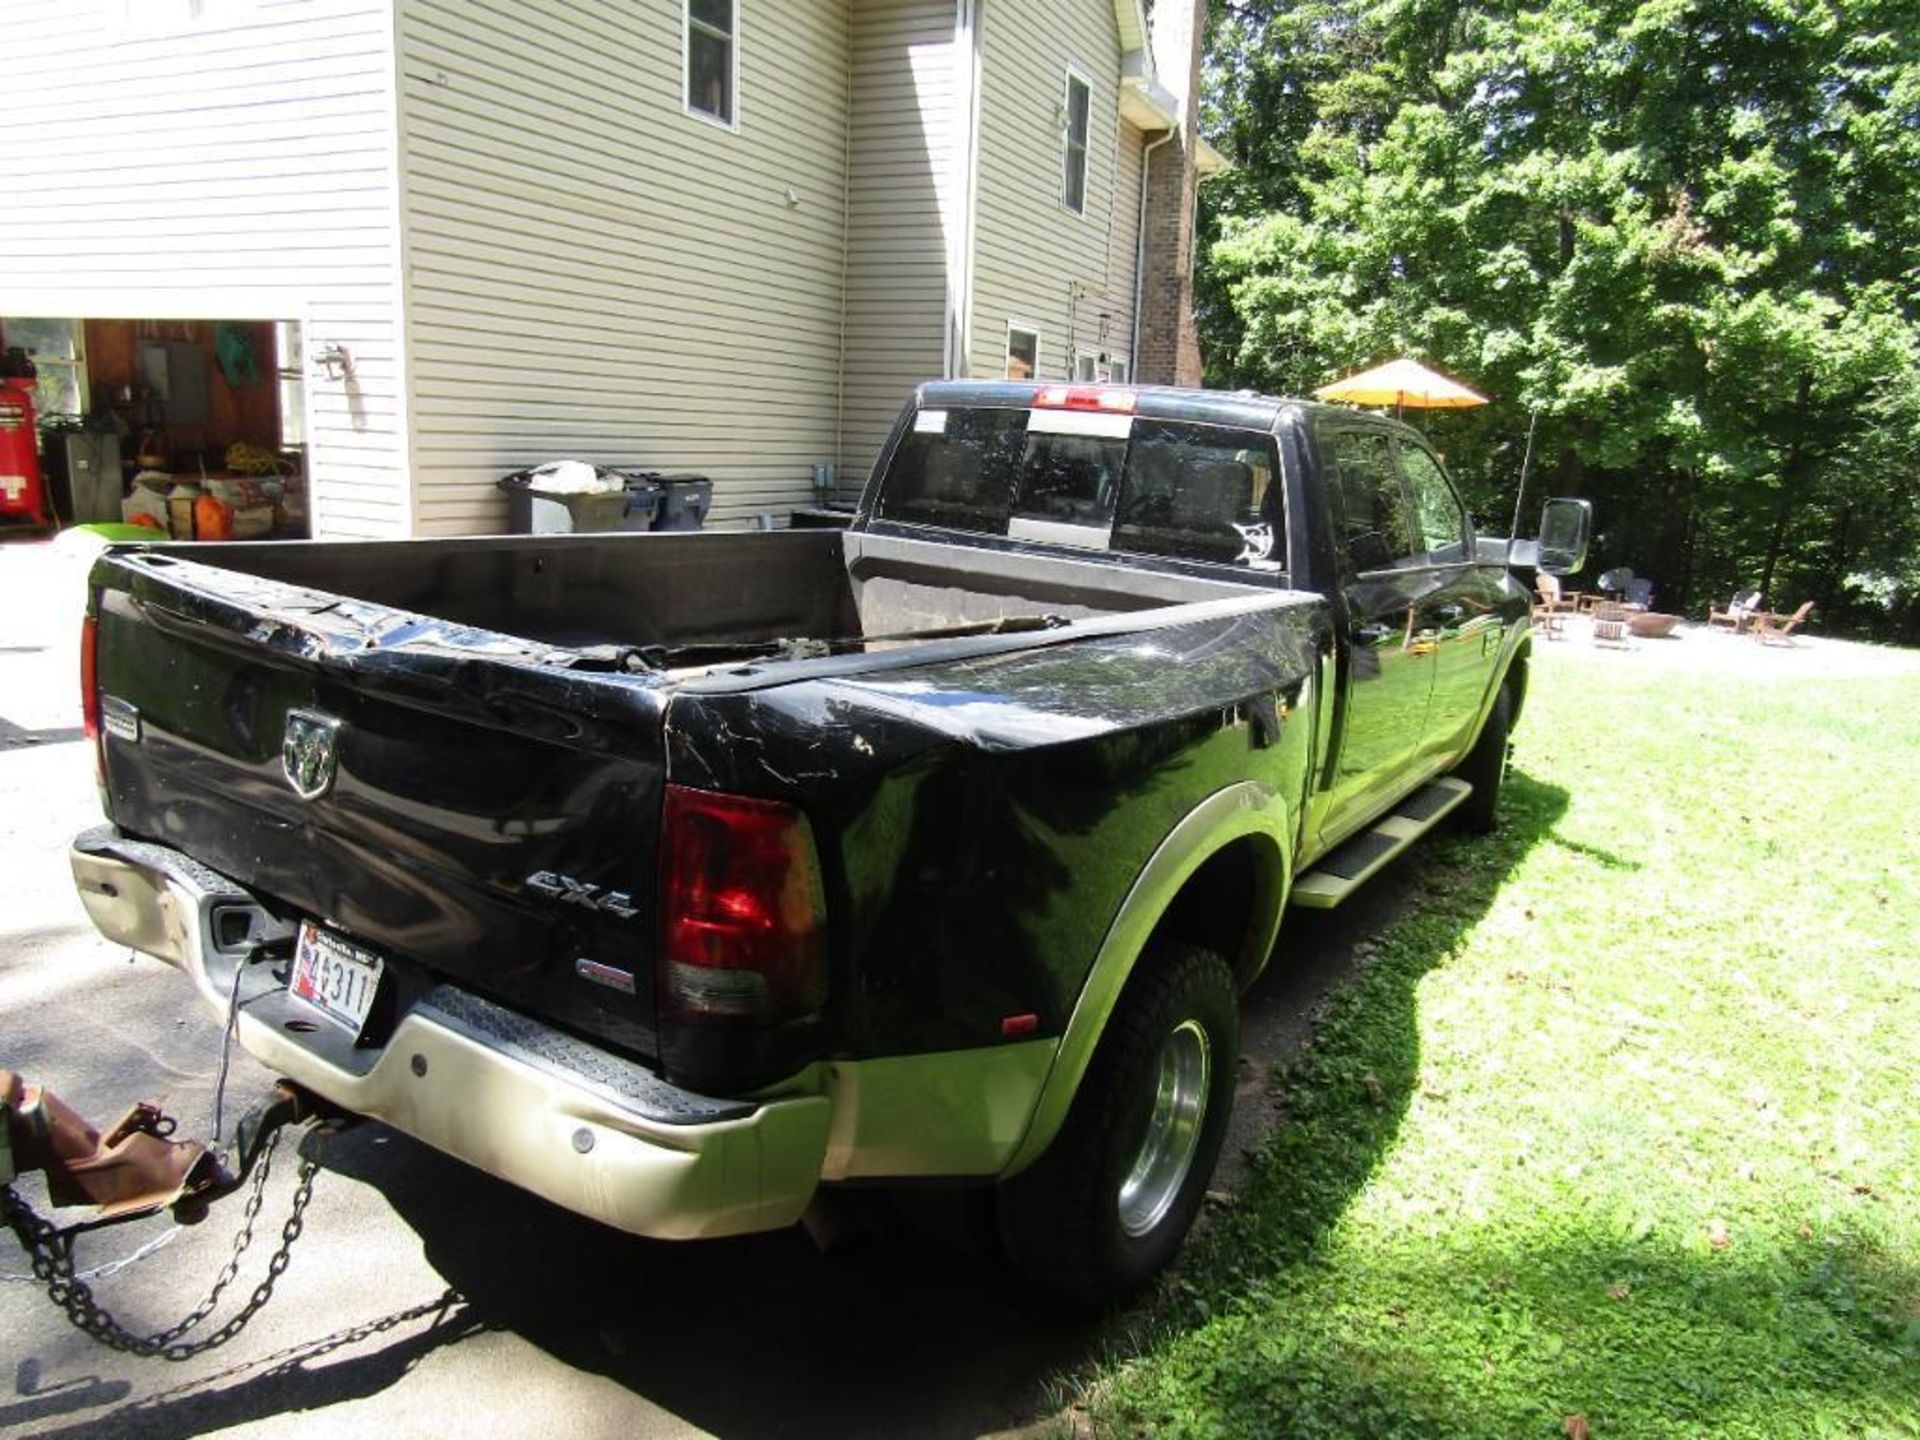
[1142,835,1283,991]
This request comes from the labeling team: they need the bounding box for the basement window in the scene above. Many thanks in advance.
[1062,69,1091,214]
[685,0,737,128]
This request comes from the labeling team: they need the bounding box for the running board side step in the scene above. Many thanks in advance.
[1290,778,1474,909]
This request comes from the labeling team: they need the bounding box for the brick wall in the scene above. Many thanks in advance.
[1136,0,1206,387]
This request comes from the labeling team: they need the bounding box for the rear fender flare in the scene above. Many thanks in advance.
[1000,781,1293,1177]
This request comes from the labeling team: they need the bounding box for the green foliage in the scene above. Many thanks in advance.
[1200,0,1920,638]
[1085,652,1920,1436]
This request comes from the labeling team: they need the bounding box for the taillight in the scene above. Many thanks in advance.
[80,614,103,777]
[1034,385,1137,413]
[659,785,826,1026]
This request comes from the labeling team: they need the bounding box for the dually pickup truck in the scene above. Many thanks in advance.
[68,382,1588,1304]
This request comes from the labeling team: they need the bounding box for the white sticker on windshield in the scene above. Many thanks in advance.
[914,409,948,434]
[1025,408,1135,439]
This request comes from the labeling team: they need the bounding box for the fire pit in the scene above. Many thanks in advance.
[1627,611,1680,638]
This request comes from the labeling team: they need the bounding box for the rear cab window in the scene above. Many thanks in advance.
[874,400,1285,576]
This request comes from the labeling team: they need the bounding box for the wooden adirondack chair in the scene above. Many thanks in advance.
[1752,600,1815,646]
[1532,573,1577,638]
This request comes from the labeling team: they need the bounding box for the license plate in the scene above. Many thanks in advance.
[290,923,385,1037]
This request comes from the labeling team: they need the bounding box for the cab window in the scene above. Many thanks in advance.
[1112,421,1281,568]
[1397,442,1469,561]
[1324,428,1420,574]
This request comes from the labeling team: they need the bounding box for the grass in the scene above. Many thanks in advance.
[1082,647,1920,1438]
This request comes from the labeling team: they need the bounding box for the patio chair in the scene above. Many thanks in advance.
[1752,599,1815,647]
[1624,577,1655,609]
[1708,589,1763,631]
[1532,573,1575,637]
[1590,600,1632,649]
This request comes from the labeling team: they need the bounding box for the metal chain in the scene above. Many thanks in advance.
[0,1122,332,1361]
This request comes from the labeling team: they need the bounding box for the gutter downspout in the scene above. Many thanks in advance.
[1132,128,1174,379]
[948,0,986,377]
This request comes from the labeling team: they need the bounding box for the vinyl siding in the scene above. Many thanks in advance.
[968,0,1140,382]
[0,0,410,540]
[838,0,959,490]
[398,0,853,534]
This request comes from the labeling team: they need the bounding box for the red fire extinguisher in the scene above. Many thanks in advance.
[0,353,51,527]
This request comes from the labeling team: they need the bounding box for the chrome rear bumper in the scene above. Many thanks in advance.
[69,827,829,1240]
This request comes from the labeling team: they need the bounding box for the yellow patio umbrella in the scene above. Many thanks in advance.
[1313,357,1489,411]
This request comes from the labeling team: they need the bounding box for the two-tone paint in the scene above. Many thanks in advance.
[74,381,1534,1215]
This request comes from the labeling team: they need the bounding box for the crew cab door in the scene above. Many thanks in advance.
[1393,437,1502,765]
[1318,424,1437,833]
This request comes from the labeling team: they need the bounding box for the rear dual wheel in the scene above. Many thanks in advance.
[998,943,1238,1309]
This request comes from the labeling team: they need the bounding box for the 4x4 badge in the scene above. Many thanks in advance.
[281,710,342,800]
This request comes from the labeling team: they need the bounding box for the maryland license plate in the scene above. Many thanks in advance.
[290,923,385,1036]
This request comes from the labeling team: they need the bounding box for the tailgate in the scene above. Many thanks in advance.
[90,551,669,1058]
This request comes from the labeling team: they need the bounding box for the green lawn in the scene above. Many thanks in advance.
[1086,647,1920,1438]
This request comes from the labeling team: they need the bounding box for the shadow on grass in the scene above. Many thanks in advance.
[1184,769,1575,1295]
[1125,1222,1920,1438]
[1103,767,1920,1436]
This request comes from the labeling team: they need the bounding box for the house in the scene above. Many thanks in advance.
[0,0,1219,540]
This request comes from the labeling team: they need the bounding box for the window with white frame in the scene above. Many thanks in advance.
[1,318,87,421]
[1005,325,1040,380]
[1107,357,1131,384]
[685,0,737,127]
[274,320,306,450]
[1073,351,1098,383]
[1062,69,1091,213]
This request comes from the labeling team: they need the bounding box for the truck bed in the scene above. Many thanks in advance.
[191,528,1260,664]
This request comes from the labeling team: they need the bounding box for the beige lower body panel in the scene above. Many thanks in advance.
[236,1008,831,1241]
[70,835,829,1241]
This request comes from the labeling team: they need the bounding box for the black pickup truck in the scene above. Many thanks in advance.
[68,382,1587,1304]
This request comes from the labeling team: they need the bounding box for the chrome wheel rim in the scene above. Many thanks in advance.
[1117,1019,1212,1238]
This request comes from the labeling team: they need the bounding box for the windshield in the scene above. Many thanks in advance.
[874,407,1284,572]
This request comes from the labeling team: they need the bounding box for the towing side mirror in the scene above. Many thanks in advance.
[1538,498,1592,575]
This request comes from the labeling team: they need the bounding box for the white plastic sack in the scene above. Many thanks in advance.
[522,460,622,495]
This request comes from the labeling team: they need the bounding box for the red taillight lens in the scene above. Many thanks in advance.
[659,785,826,1026]
[80,614,102,743]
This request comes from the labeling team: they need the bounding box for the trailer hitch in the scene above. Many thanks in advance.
[0,1070,333,1227]
[2,1070,349,1359]
[2,1069,215,1223]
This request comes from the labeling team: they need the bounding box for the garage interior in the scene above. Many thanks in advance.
[0,316,310,540]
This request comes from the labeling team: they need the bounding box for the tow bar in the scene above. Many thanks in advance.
[1,1069,348,1360]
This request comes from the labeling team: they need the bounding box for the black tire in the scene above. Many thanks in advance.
[998,943,1238,1309]
[1451,683,1512,834]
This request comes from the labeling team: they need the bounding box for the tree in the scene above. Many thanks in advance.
[1201,0,1920,637]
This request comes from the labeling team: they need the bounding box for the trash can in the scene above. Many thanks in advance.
[644,473,713,532]
[499,463,661,535]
